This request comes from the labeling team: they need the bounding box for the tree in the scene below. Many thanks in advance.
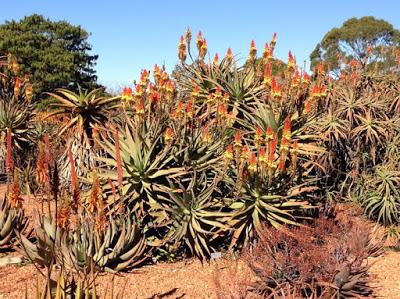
[0,14,99,100]
[310,16,400,72]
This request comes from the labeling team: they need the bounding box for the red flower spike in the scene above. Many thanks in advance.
[165,127,173,143]
[226,48,233,62]
[186,101,194,118]
[263,63,272,87]
[241,145,250,161]
[136,100,145,115]
[271,77,282,99]
[259,147,267,165]
[203,124,211,143]
[199,38,207,59]
[224,144,234,161]
[266,126,274,139]
[178,35,187,62]
[234,130,242,148]
[248,40,257,61]
[213,53,219,66]
[287,51,296,69]
[304,100,312,114]
[248,152,257,173]
[283,118,291,140]
[196,31,203,50]
[121,87,133,101]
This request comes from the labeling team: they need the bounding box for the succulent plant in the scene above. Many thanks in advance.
[149,172,229,260]
[61,215,148,272]
[20,214,148,272]
[45,87,120,187]
[0,195,29,250]
[360,164,400,225]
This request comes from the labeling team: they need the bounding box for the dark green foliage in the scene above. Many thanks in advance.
[310,16,400,72]
[0,14,100,100]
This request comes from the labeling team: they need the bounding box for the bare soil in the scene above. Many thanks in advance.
[0,186,399,299]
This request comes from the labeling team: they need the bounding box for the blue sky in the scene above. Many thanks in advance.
[2,1,400,90]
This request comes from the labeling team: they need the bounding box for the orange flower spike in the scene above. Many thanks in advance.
[176,100,184,117]
[263,43,270,60]
[271,77,282,99]
[165,127,173,143]
[248,152,257,174]
[203,124,211,143]
[8,170,23,209]
[234,130,242,149]
[241,145,250,161]
[255,125,263,146]
[161,71,169,82]
[199,38,207,60]
[304,100,312,114]
[263,63,272,87]
[140,69,149,88]
[136,100,145,115]
[259,146,267,165]
[291,71,300,88]
[178,35,187,62]
[153,64,161,83]
[166,80,175,98]
[226,48,233,63]
[287,51,296,70]
[302,72,311,86]
[186,101,194,119]
[25,84,33,100]
[88,172,101,213]
[280,136,290,153]
[319,84,327,98]
[311,84,320,99]
[248,40,257,62]
[14,77,21,96]
[218,103,227,118]
[266,126,274,142]
[223,92,229,103]
[191,85,200,99]
[214,86,222,101]
[196,31,203,51]
[213,53,219,67]
[224,144,234,162]
[121,87,133,101]
[283,118,292,141]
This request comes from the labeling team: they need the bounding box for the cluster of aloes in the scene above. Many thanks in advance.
[89,31,327,258]
[308,48,400,226]
[173,30,326,247]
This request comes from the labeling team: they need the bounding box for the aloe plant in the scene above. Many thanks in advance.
[0,196,29,250]
[150,172,229,260]
[20,214,148,272]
